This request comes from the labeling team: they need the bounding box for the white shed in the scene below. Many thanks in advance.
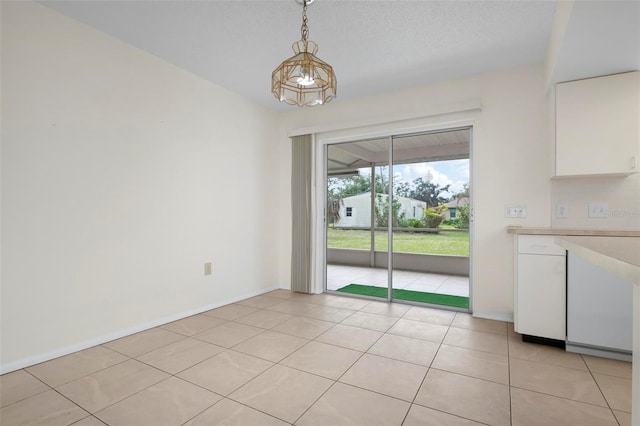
[335,192,427,227]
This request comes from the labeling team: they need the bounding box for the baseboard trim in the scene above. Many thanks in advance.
[0,286,279,374]
[472,312,514,323]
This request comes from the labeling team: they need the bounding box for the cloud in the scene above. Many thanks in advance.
[451,159,470,179]
[397,161,468,198]
[357,160,469,198]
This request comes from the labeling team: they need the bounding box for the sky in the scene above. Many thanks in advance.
[358,158,469,199]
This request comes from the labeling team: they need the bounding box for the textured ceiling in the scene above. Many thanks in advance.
[41,0,555,111]
[40,1,558,111]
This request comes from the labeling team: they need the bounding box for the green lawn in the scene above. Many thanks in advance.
[327,228,469,256]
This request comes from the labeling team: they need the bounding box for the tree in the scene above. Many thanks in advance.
[449,183,470,229]
[452,183,470,202]
[455,204,470,229]
[326,198,343,226]
[374,195,404,227]
[407,177,450,207]
[394,181,412,198]
[328,166,393,200]
[374,166,389,195]
[328,175,370,198]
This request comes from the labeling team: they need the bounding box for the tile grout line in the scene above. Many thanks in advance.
[507,325,514,426]
[508,383,622,411]
[19,357,142,422]
[1,369,52,409]
[171,330,306,425]
[177,397,226,426]
[258,291,345,425]
[217,295,345,414]
[508,336,629,417]
[0,369,87,421]
[287,303,402,424]
[48,320,234,422]
[208,306,382,425]
[581,353,621,423]
[197,362,297,425]
[404,317,493,426]
[290,380,337,425]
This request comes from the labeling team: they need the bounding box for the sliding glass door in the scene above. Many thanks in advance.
[325,128,471,311]
[325,139,389,300]
[390,131,471,310]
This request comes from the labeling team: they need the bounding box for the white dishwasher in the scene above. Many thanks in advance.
[566,252,633,361]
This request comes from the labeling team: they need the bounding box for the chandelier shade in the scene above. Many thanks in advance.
[272,1,337,107]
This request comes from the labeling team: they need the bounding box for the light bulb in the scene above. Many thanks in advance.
[296,66,315,86]
[297,75,315,86]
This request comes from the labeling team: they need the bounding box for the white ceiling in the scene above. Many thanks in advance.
[549,0,640,84]
[39,1,638,112]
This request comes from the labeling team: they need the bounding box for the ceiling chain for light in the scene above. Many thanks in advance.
[300,1,309,42]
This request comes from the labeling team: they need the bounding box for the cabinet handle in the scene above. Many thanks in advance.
[632,155,637,170]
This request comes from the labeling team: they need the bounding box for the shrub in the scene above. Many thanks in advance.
[398,217,422,229]
[443,218,463,228]
[422,204,447,229]
[407,218,422,228]
[455,204,470,229]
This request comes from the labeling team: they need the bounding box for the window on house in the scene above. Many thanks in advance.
[346,207,353,217]
[449,208,456,218]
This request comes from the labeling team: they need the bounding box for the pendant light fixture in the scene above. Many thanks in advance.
[272,0,337,107]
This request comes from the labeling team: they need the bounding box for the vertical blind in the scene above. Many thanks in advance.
[290,134,312,293]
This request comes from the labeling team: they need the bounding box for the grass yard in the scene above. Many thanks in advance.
[327,228,469,256]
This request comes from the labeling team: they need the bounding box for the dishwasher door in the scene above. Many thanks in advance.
[567,252,633,359]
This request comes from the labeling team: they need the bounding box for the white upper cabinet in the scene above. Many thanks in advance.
[555,71,640,177]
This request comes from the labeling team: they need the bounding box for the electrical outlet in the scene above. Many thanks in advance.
[556,203,569,219]
[505,204,527,218]
[588,202,608,218]
[204,262,212,276]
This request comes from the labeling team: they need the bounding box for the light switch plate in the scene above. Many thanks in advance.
[588,202,608,218]
[556,203,569,219]
[505,204,527,218]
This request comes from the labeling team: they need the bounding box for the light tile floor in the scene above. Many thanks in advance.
[327,264,470,297]
[0,290,632,426]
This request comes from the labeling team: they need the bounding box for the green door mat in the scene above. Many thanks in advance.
[336,284,469,309]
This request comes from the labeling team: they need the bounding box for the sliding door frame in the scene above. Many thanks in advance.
[386,136,394,302]
[315,117,476,311]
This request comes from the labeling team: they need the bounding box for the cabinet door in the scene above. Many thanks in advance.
[567,253,633,351]
[517,254,566,340]
[556,71,639,176]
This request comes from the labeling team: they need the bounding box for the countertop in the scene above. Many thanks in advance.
[506,226,640,237]
[555,236,640,285]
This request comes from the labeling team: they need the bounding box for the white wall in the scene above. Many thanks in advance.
[1,2,280,372]
[550,176,640,230]
[278,64,552,320]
